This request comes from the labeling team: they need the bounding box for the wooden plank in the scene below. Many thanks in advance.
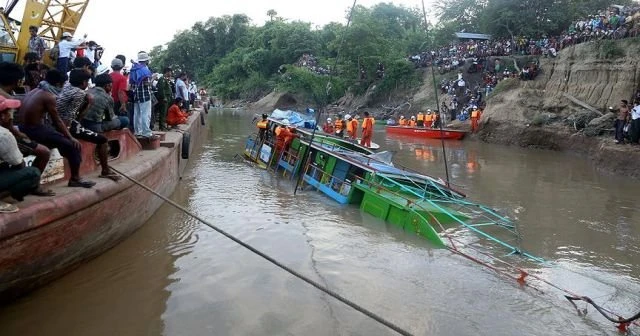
[563,93,603,116]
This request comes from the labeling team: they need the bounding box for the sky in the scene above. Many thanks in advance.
[67,0,438,65]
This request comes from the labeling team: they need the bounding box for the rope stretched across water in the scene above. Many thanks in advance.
[109,165,415,336]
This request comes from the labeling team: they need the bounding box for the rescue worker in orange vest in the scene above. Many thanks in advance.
[408,116,417,127]
[256,114,269,142]
[334,115,345,138]
[398,115,407,126]
[275,124,298,153]
[322,117,335,134]
[346,114,359,140]
[425,110,433,128]
[416,111,425,127]
[471,106,481,132]
[360,111,375,148]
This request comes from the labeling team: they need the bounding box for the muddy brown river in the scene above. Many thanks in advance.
[1,109,639,336]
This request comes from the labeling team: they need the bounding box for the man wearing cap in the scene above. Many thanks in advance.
[109,58,128,118]
[0,96,42,212]
[0,62,53,196]
[129,51,155,139]
[56,31,86,74]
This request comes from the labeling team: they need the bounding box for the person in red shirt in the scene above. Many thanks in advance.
[109,58,128,116]
[167,98,189,127]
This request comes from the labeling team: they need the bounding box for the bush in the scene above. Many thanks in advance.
[489,78,519,98]
[597,40,626,59]
[276,65,345,106]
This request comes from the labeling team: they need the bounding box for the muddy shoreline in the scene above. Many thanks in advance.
[476,120,640,179]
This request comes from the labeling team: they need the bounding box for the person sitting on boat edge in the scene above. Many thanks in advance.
[360,111,375,148]
[0,96,43,213]
[19,69,96,188]
[82,74,130,133]
[0,61,54,197]
[398,115,407,126]
[408,116,417,127]
[256,114,269,142]
[167,97,190,127]
[322,117,334,134]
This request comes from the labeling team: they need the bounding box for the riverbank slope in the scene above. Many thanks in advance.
[477,39,640,178]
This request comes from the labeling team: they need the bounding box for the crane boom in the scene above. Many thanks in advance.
[16,0,90,64]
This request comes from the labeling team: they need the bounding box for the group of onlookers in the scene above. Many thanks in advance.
[0,26,202,213]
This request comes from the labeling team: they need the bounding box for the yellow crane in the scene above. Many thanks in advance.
[0,0,89,65]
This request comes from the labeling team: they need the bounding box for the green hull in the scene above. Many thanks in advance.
[351,181,470,247]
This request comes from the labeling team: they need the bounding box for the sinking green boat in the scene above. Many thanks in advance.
[243,119,531,256]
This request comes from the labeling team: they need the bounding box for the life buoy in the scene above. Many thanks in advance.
[181,132,191,159]
[200,112,206,125]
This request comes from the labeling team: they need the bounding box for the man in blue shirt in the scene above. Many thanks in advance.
[129,51,156,139]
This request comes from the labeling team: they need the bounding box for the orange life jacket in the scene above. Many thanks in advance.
[275,126,283,136]
[362,117,375,133]
[257,120,268,129]
[425,114,432,122]
[347,119,358,134]
[471,110,480,118]
[417,113,424,121]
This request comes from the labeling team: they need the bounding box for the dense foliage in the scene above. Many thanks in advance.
[150,1,636,104]
[149,4,428,105]
[437,0,635,39]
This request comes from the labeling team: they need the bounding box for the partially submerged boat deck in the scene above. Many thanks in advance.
[243,118,532,259]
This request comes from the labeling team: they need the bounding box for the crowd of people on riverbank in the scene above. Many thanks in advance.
[295,53,330,75]
[409,5,640,74]
[0,27,203,213]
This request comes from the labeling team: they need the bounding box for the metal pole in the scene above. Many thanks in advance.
[421,0,451,187]
[294,0,358,195]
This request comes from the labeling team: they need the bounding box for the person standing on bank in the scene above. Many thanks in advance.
[129,51,156,139]
[615,100,630,144]
[630,101,640,145]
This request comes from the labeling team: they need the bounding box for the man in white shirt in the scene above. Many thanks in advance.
[630,101,640,144]
[56,31,86,74]
[0,96,42,212]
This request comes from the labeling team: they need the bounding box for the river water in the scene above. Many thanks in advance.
[1,109,639,336]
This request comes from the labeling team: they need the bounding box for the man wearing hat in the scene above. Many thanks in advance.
[56,31,86,74]
[109,58,128,118]
[129,51,155,139]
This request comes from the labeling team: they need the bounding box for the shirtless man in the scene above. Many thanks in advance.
[19,69,95,188]
[0,61,54,196]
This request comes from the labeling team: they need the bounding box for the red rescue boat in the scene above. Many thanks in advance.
[385,126,466,140]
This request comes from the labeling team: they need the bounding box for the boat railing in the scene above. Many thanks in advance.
[352,173,540,262]
[301,162,353,196]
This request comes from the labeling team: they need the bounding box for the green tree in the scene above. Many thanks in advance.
[267,9,278,21]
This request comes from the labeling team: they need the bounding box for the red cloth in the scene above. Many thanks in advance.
[167,104,188,126]
[110,71,128,104]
